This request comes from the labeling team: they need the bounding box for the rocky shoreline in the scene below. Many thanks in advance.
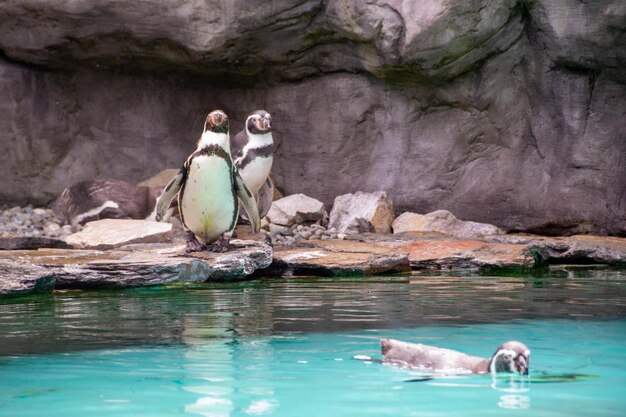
[1,192,625,297]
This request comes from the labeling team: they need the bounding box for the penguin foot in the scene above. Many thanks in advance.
[185,232,206,253]
[208,236,231,253]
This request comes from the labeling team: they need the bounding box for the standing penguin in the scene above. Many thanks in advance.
[230,110,275,219]
[155,110,260,253]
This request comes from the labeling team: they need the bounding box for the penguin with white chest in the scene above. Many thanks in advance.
[155,110,260,252]
[230,110,275,219]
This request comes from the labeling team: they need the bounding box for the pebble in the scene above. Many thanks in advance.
[266,221,344,247]
[0,204,72,239]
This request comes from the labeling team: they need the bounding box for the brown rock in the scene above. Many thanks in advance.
[50,179,160,226]
[259,239,410,277]
[395,239,537,270]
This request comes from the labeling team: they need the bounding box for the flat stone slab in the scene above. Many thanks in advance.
[347,232,626,270]
[2,230,624,297]
[257,239,411,277]
[64,219,173,249]
[485,234,626,264]
[0,240,272,296]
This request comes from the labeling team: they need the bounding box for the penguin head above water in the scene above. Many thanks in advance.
[204,110,229,134]
[246,110,272,135]
[489,341,530,376]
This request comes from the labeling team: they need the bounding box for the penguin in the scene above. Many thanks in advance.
[230,110,275,219]
[380,339,530,375]
[155,110,260,253]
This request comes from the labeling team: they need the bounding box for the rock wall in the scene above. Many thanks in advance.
[0,0,624,235]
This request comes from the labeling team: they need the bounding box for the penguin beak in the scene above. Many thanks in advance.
[515,354,529,376]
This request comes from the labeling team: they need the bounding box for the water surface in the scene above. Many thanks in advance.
[1,266,625,416]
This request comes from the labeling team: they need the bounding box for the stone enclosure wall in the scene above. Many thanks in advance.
[0,0,624,235]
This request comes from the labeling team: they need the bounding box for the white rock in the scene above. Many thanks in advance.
[328,191,394,234]
[266,194,328,226]
[65,219,173,249]
[392,210,504,239]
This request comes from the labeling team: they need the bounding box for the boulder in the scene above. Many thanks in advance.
[50,179,161,226]
[328,191,394,234]
[65,219,172,249]
[265,194,327,226]
[392,210,504,239]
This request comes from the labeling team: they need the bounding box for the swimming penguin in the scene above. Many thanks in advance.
[155,110,260,252]
[380,339,530,375]
[230,110,275,219]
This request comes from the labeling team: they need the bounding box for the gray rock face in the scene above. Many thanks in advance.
[0,1,624,235]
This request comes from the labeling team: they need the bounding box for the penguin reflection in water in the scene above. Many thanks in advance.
[378,339,530,376]
[155,110,260,252]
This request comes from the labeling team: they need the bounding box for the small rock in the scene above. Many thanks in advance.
[344,217,374,234]
[328,191,394,234]
[43,223,62,236]
[266,194,328,227]
[269,223,291,237]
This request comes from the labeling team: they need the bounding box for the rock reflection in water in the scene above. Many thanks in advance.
[0,267,624,356]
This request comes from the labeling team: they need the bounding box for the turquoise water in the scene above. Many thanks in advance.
[1,267,625,416]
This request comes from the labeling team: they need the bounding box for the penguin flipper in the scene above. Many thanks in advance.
[155,166,186,222]
[233,170,260,233]
[257,176,275,219]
